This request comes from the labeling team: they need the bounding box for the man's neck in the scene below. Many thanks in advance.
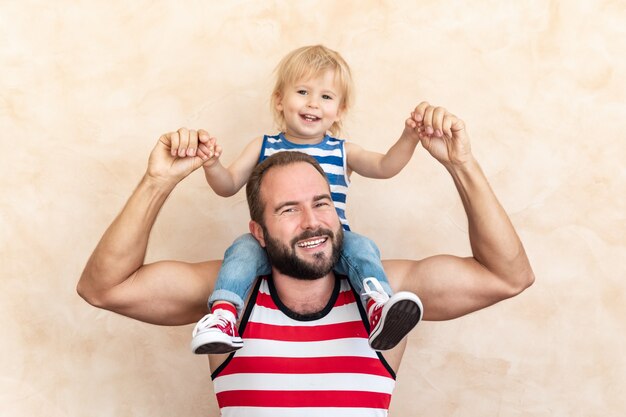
[271,268,336,315]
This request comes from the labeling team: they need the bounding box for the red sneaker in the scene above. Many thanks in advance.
[190,308,244,354]
[363,277,423,351]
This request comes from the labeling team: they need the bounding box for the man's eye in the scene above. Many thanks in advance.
[315,201,331,208]
[280,207,297,215]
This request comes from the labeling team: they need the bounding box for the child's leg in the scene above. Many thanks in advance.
[191,233,270,354]
[335,231,423,351]
[334,231,393,298]
[209,233,271,315]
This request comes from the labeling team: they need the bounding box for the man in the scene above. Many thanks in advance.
[77,102,534,415]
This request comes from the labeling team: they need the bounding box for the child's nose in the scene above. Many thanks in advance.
[306,96,319,108]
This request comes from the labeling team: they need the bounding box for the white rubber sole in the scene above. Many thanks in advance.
[191,330,244,355]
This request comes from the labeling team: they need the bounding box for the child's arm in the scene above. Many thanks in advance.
[198,136,264,197]
[345,111,422,179]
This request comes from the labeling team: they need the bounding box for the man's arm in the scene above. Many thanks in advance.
[77,129,219,325]
[384,102,534,320]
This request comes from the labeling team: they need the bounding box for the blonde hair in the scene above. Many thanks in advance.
[270,45,354,136]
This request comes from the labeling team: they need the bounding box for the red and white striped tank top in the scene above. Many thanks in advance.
[211,275,396,416]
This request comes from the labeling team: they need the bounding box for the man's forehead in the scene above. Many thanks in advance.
[261,162,330,202]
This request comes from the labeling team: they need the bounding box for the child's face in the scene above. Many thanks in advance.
[276,69,344,143]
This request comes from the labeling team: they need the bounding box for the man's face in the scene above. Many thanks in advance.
[252,162,343,280]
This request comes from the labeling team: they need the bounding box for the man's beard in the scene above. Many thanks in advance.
[262,225,343,280]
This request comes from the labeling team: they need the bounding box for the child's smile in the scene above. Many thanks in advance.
[300,113,321,123]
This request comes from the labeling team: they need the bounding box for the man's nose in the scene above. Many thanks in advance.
[300,206,321,229]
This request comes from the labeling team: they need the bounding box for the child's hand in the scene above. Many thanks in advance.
[197,132,223,168]
[403,112,423,143]
[410,102,472,167]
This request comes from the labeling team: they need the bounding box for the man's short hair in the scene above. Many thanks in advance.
[246,151,328,225]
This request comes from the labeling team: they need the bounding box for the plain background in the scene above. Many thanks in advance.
[1,1,624,416]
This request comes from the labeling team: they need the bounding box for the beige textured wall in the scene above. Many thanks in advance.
[2,1,624,416]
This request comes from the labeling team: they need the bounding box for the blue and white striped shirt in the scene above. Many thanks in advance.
[258,133,351,231]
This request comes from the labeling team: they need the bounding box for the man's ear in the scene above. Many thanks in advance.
[249,220,266,247]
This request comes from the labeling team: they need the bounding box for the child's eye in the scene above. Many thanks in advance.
[322,94,333,100]
[297,90,307,95]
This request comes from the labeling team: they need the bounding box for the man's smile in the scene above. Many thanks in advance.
[296,236,328,249]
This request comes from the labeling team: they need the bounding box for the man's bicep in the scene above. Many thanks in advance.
[383,256,515,321]
[97,260,221,326]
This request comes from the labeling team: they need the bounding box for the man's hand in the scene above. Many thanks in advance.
[146,128,212,186]
[409,102,472,167]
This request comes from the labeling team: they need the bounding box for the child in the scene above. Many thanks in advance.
[190,45,423,354]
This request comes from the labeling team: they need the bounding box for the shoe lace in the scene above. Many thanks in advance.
[362,277,389,306]
[192,310,233,337]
